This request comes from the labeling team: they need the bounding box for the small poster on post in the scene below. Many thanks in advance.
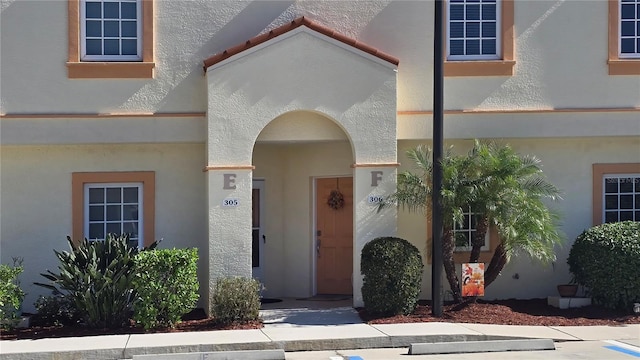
[462,263,485,297]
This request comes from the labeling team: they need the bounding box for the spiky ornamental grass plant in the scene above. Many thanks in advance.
[381,140,563,303]
[36,234,156,328]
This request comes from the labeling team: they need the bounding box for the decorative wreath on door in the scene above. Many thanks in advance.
[326,178,345,210]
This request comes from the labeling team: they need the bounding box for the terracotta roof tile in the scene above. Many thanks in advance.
[203,16,399,71]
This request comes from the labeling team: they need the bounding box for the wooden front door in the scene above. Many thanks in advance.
[316,177,353,294]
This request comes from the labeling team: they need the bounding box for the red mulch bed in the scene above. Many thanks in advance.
[2,299,639,341]
[0,308,261,341]
[358,298,640,326]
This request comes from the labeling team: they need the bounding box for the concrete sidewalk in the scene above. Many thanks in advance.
[1,303,638,360]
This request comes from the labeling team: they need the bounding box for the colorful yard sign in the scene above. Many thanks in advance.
[462,263,485,297]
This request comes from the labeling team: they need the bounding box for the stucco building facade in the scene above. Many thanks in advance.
[1,0,638,312]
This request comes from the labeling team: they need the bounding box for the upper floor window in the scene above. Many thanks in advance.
[444,0,515,76]
[81,0,142,61]
[620,0,640,58]
[447,0,500,61]
[67,0,154,78]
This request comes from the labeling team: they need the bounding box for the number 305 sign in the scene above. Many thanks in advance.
[222,198,239,207]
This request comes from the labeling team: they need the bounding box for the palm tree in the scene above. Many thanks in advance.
[382,141,563,303]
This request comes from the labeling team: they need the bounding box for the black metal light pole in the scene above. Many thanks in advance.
[432,0,445,317]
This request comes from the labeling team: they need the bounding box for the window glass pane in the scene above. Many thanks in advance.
[121,1,137,19]
[121,21,137,37]
[450,5,464,20]
[620,195,633,209]
[605,178,619,193]
[605,211,618,223]
[86,1,102,18]
[636,211,640,220]
[121,39,137,55]
[620,211,633,221]
[89,205,104,221]
[467,4,480,20]
[620,179,634,192]
[636,178,640,191]
[104,20,119,37]
[86,20,102,37]
[106,187,121,203]
[482,3,496,20]
[106,222,122,235]
[123,205,138,220]
[450,40,464,55]
[466,39,480,54]
[123,187,138,203]
[123,222,138,238]
[622,21,636,37]
[466,22,480,37]
[106,205,121,221]
[605,195,618,210]
[635,194,640,209]
[104,1,120,19]
[622,38,636,53]
[622,4,635,19]
[252,229,260,267]
[89,223,104,240]
[89,188,104,203]
[104,39,120,55]
[482,22,496,37]
[86,39,102,55]
[482,39,496,54]
[451,22,464,38]
[455,232,469,247]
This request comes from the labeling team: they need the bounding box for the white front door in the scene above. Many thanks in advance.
[252,180,265,283]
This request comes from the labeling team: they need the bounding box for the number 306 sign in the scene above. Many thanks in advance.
[222,198,239,207]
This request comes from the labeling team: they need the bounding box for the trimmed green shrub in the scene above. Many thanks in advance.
[133,248,199,329]
[32,294,81,327]
[361,237,424,315]
[35,234,156,328]
[0,262,25,330]
[211,277,260,325]
[567,221,640,310]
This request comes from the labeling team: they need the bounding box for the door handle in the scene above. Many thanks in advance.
[317,238,321,257]
[262,235,266,244]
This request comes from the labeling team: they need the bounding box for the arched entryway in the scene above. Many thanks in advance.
[204,18,398,309]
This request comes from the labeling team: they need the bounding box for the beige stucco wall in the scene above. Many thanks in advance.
[0,144,207,312]
[2,1,638,138]
[397,136,640,301]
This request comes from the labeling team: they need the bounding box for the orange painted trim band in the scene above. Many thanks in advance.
[67,62,155,79]
[203,165,256,172]
[397,107,640,115]
[608,60,640,75]
[351,163,400,168]
[0,112,205,119]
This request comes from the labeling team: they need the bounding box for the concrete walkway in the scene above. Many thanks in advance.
[1,299,638,360]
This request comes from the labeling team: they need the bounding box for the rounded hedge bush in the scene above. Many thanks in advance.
[567,221,640,310]
[361,236,424,315]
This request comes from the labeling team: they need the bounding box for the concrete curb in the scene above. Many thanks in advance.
[409,339,556,355]
[0,334,530,360]
[132,349,286,360]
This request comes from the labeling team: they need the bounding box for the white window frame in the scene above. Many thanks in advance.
[80,0,143,61]
[83,182,143,248]
[447,0,502,61]
[619,0,640,58]
[453,208,490,252]
[602,173,640,223]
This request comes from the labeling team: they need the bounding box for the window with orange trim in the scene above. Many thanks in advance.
[592,164,640,225]
[72,172,155,247]
[67,0,154,78]
[444,0,515,76]
[609,0,640,75]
